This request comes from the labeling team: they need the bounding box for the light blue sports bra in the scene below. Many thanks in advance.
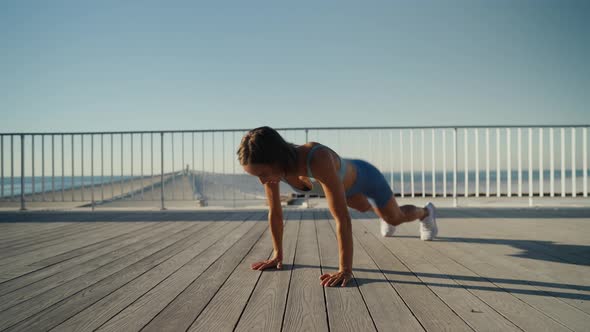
[282,144,347,194]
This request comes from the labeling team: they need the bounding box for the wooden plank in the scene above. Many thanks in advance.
[0,223,171,296]
[350,214,472,331]
[3,222,153,267]
[406,224,590,331]
[326,217,424,331]
[0,216,226,331]
[0,222,181,307]
[0,220,109,249]
[0,222,159,281]
[0,222,131,267]
[184,211,296,332]
[233,210,301,332]
[358,218,523,332]
[0,212,146,251]
[280,210,329,332]
[0,222,144,265]
[0,222,195,314]
[0,223,72,242]
[0,222,111,258]
[53,213,263,332]
[29,221,166,268]
[0,212,160,248]
[94,214,262,332]
[139,212,270,332]
[315,210,377,332]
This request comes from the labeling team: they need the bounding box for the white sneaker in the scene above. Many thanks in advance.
[420,202,438,241]
[380,218,396,237]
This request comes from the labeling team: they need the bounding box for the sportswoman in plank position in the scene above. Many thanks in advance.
[237,126,437,287]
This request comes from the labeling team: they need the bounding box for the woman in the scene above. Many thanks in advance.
[238,126,437,287]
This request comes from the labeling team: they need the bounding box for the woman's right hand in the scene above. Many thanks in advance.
[251,255,283,271]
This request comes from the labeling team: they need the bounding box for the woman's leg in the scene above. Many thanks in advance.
[346,193,373,212]
[373,196,429,226]
[346,192,428,226]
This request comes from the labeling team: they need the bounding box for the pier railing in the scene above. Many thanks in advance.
[1,125,588,210]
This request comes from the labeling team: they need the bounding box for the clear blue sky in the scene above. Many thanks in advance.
[1,0,589,133]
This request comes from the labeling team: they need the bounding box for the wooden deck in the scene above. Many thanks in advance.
[0,208,588,332]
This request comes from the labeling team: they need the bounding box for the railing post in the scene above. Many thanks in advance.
[399,130,404,198]
[485,128,490,197]
[421,129,425,198]
[91,134,95,211]
[81,135,84,201]
[572,128,576,198]
[442,130,447,198]
[539,128,543,197]
[71,135,74,201]
[496,128,501,197]
[464,128,468,198]
[561,128,566,197]
[1,135,3,199]
[110,134,114,200]
[160,132,166,210]
[550,128,554,197]
[192,132,195,202]
[517,128,522,197]
[305,129,309,208]
[410,129,414,197]
[432,129,437,198]
[390,131,394,191]
[172,133,175,201]
[20,134,26,211]
[11,135,15,200]
[507,129,512,197]
[232,131,236,208]
[584,127,588,198]
[51,135,55,201]
[31,135,35,202]
[474,129,479,197]
[453,128,458,207]
[528,128,533,207]
[61,134,65,201]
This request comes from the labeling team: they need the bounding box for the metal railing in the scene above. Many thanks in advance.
[1,125,588,210]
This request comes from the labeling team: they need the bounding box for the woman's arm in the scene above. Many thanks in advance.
[251,181,284,270]
[311,148,354,287]
[265,181,284,260]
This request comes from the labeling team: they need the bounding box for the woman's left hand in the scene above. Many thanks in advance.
[319,270,353,287]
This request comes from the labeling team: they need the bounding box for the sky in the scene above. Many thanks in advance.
[1,0,589,134]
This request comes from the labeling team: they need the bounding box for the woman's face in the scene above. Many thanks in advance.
[243,163,283,185]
